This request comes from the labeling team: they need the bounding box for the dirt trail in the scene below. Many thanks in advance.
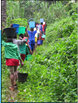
[6,77,18,102]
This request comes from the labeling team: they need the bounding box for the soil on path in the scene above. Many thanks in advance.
[5,77,19,102]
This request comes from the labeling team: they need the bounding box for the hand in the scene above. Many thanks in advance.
[30,50,32,54]
[21,62,24,67]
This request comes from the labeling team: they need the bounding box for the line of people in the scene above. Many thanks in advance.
[2,19,47,91]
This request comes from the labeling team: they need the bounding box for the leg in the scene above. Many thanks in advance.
[14,66,18,82]
[9,66,14,86]
[32,43,35,54]
[35,42,37,48]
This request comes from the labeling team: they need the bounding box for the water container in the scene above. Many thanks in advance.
[18,27,26,35]
[37,40,43,45]
[40,18,44,23]
[42,34,46,38]
[35,37,37,42]
[18,73,28,83]
[29,21,35,28]
[3,28,16,38]
[12,24,19,34]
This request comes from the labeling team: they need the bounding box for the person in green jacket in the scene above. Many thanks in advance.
[19,34,32,61]
[2,38,23,91]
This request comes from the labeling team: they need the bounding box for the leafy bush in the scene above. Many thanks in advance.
[6,18,28,28]
[11,18,28,27]
[46,15,77,43]
[2,1,77,102]
[14,14,77,102]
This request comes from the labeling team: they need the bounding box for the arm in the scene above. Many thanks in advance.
[19,59,24,67]
[25,32,29,38]
[2,40,6,46]
[27,44,32,54]
[16,39,27,45]
[16,48,24,67]
[25,26,29,38]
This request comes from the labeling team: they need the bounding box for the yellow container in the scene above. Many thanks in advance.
[35,37,37,42]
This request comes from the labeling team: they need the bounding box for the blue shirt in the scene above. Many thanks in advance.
[38,24,42,32]
[27,30,37,42]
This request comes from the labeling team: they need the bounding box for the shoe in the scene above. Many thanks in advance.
[9,86,15,91]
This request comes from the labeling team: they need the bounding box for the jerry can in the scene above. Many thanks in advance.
[12,24,19,34]
[40,18,44,23]
[29,21,35,28]
[18,27,26,34]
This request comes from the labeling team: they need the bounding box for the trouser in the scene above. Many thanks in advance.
[29,41,35,52]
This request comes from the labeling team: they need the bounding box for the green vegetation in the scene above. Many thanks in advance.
[2,1,77,102]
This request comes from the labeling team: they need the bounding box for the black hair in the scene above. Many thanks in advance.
[41,22,43,25]
[19,34,24,38]
[31,28,34,31]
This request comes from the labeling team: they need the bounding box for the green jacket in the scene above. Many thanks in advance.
[2,41,21,60]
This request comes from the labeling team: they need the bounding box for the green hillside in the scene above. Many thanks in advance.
[2,1,77,102]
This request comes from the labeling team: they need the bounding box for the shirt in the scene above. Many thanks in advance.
[27,30,37,42]
[13,39,26,50]
[35,29,40,38]
[23,37,29,45]
[42,24,46,32]
[2,41,20,59]
[13,39,25,45]
[38,24,42,32]
[19,43,27,54]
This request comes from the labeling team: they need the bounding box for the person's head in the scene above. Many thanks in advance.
[30,28,34,31]
[35,22,39,26]
[41,22,43,25]
[19,34,24,40]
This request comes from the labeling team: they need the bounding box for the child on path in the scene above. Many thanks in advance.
[34,27,40,48]
[37,23,43,40]
[12,35,26,51]
[23,28,29,45]
[27,28,37,54]
[19,34,32,61]
[2,38,22,91]
[42,22,47,35]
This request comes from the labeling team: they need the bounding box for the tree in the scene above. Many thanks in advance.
[1,0,6,29]
[19,0,26,18]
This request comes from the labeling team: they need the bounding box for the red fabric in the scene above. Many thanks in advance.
[41,38,45,40]
[42,24,45,32]
[23,37,29,44]
[36,24,39,28]
[23,37,28,40]
[6,58,19,66]
[20,54,26,61]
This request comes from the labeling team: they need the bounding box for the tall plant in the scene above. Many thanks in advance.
[1,0,6,29]
[6,1,20,27]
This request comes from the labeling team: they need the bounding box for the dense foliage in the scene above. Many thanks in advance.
[2,1,77,102]
[6,0,77,26]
